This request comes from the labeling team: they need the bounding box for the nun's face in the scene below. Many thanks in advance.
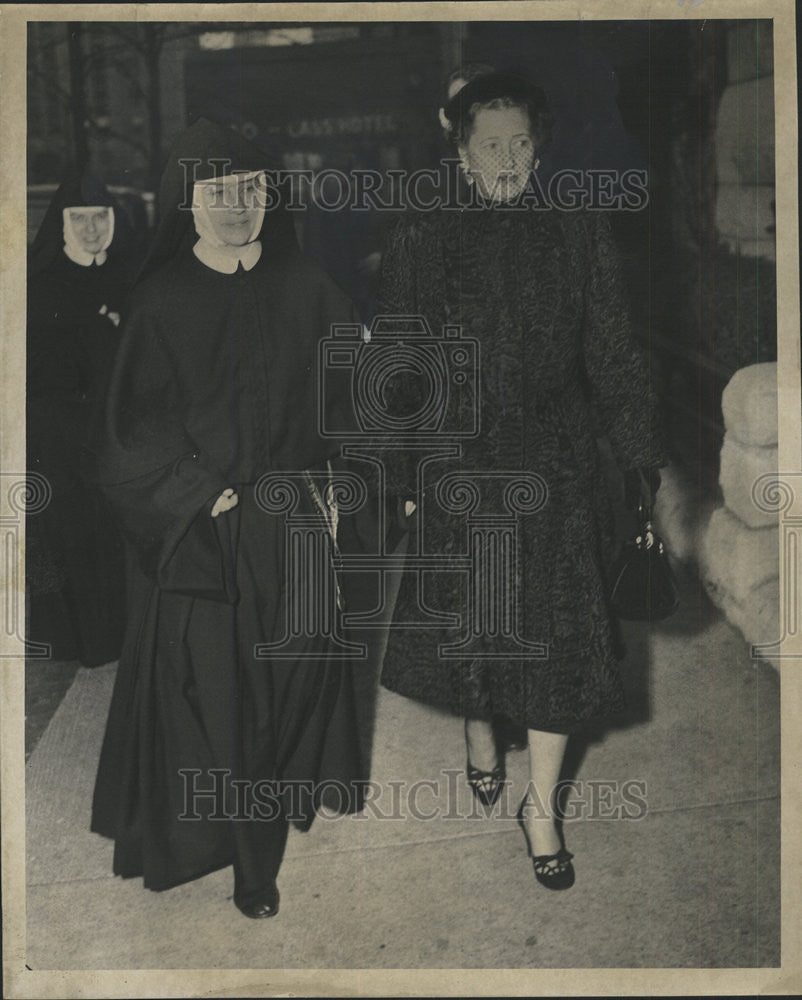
[198,175,263,246]
[459,104,536,202]
[68,207,112,254]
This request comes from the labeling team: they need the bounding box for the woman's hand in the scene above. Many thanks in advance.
[211,488,239,518]
[404,500,417,518]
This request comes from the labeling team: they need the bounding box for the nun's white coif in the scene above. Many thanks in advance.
[191,170,266,274]
[62,206,115,266]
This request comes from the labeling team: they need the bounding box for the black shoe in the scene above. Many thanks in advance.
[516,799,575,891]
[234,882,280,919]
[466,760,506,808]
[492,715,528,753]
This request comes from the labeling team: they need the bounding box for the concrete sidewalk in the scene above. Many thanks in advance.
[25,569,780,970]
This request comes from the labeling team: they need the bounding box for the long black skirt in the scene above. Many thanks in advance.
[26,484,125,667]
[91,485,367,891]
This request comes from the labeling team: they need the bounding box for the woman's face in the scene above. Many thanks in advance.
[68,207,112,254]
[459,104,536,202]
[198,174,263,246]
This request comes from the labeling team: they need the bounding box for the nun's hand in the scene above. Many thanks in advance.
[98,304,121,327]
[211,488,239,518]
[404,500,417,517]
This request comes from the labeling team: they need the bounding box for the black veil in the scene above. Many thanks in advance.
[135,116,298,287]
[28,169,136,279]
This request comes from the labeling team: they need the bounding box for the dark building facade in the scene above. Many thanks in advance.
[27,18,776,475]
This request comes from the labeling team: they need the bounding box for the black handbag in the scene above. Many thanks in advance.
[609,500,680,622]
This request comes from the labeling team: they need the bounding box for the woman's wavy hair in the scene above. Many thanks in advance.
[441,70,553,155]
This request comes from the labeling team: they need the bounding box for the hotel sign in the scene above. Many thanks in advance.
[285,114,398,139]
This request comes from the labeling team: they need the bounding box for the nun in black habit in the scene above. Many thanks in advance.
[89,119,368,918]
[26,171,134,666]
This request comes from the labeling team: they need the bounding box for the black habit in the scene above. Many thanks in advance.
[26,173,132,666]
[89,120,367,895]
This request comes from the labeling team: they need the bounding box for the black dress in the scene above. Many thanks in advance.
[377,205,667,734]
[26,175,131,666]
[89,119,368,896]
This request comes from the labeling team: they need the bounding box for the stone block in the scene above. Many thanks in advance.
[715,184,776,250]
[725,238,776,263]
[716,79,775,185]
[701,505,779,607]
[704,573,780,671]
[721,362,778,446]
[726,19,774,84]
[719,433,778,528]
[652,461,714,566]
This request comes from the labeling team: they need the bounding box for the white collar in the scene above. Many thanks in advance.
[190,171,266,275]
[193,238,262,274]
[62,206,115,267]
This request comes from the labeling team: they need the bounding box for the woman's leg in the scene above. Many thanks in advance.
[521,728,569,858]
[464,717,497,771]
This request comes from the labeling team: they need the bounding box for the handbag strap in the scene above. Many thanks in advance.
[635,469,655,550]
[636,468,654,522]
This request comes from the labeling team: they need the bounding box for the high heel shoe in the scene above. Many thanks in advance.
[516,798,575,891]
[466,760,506,807]
[234,881,280,919]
